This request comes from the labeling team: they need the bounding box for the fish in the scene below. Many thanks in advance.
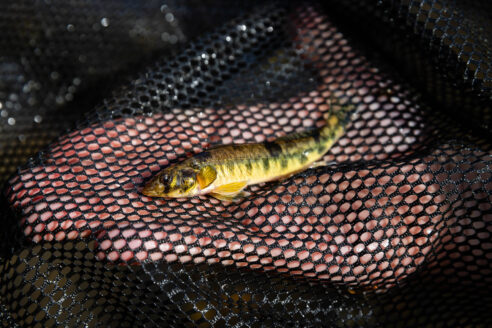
[142,104,353,201]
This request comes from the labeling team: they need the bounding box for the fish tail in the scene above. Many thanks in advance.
[321,98,354,140]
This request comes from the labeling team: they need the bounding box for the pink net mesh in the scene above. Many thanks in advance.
[1,1,491,327]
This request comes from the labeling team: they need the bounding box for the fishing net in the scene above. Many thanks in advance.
[1,0,491,327]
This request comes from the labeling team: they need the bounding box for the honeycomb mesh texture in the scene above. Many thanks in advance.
[0,0,255,185]
[1,1,491,327]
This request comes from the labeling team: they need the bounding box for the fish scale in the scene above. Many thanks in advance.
[210,118,343,188]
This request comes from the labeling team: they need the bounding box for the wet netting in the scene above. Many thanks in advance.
[0,1,491,327]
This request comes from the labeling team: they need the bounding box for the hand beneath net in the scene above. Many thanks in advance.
[7,89,457,292]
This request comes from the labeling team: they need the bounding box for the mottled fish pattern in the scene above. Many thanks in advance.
[142,106,351,201]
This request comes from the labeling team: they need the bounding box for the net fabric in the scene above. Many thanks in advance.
[1,1,491,327]
[0,0,252,185]
[324,0,492,131]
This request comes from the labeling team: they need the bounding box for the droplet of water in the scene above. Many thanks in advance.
[100,17,110,27]
[165,13,174,23]
[169,35,178,44]
[50,71,60,80]
[1,110,7,117]
[399,127,409,135]
[66,24,75,32]
[22,83,31,93]
[7,117,15,125]
[56,96,64,105]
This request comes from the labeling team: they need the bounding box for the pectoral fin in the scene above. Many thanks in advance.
[197,165,217,189]
[214,181,248,194]
[309,160,335,169]
[210,181,248,202]
[210,191,250,202]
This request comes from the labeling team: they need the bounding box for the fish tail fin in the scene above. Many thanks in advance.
[320,96,355,140]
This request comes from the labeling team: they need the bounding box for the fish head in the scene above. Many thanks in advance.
[142,165,199,198]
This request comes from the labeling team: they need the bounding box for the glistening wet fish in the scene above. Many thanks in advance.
[142,105,352,201]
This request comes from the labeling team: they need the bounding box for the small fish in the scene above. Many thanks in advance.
[142,104,352,201]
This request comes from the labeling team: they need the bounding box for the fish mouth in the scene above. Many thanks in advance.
[141,178,190,198]
[142,187,159,197]
[142,179,163,197]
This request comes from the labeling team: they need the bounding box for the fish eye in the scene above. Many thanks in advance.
[160,173,171,184]
[180,169,196,189]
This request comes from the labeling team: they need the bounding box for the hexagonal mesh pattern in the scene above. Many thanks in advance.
[325,0,492,131]
[1,1,491,327]
[0,0,255,185]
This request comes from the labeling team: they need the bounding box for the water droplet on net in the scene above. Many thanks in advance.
[50,71,60,80]
[399,127,409,135]
[56,96,64,105]
[165,13,174,23]
[7,117,15,125]
[66,24,75,32]
[169,35,178,44]
[34,115,42,123]
[22,83,31,93]
[100,17,110,27]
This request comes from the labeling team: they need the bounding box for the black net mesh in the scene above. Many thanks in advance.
[1,1,491,327]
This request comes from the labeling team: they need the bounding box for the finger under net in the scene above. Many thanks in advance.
[1,1,491,327]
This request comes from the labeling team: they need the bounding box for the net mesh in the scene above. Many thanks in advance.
[1,1,491,327]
